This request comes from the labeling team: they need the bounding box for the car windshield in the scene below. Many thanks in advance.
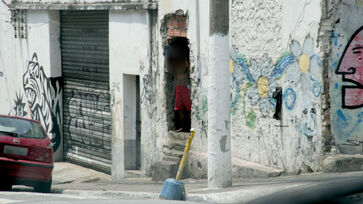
[0,117,47,139]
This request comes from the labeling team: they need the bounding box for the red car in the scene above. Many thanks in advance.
[0,115,53,193]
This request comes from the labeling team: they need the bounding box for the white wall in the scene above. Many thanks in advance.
[0,3,17,115]
[109,10,149,178]
[0,8,63,160]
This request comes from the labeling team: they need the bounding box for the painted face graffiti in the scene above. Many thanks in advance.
[8,92,27,117]
[300,107,317,138]
[336,27,363,108]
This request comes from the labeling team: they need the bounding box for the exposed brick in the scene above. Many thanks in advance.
[166,15,187,37]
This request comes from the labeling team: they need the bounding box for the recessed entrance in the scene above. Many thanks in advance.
[123,74,141,170]
[165,37,191,132]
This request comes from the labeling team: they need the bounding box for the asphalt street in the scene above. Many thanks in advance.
[2,171,363,203]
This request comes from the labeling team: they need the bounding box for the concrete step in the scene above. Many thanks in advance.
[168,130,190,141]
[232,158,283,178]
[163,141,186,151]
[322,154,363,172]
[125,170,143,178]
[163,146,184,158]
[162,155,181,163]
[150,160,178,182]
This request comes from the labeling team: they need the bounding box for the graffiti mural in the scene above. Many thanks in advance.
[299,106,318,138]
[229,36,322,171]
[66,89,111,149]
[335,26,363,109]
[23,53,62,152]
[8,91,27,117]
[230,36,322,120]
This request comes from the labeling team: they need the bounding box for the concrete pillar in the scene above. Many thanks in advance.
[207,0,232,188]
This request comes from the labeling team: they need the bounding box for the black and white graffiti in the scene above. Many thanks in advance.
[141,68,158,118]
[66,89,111,150]
[23,53,62,152]
[8,91,27,117]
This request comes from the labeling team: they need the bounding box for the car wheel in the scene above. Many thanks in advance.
[34,176,52,193]
[0,183,12,191]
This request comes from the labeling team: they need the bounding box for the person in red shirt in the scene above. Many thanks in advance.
[166,38,191,132]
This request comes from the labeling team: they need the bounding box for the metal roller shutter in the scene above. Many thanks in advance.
[61,10,111,173]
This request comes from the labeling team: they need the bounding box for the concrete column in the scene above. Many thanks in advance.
[207,0,232,188]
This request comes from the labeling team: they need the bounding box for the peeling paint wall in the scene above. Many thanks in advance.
[155,0,326,176]
[155,0,211,177]
[328,0,363,154]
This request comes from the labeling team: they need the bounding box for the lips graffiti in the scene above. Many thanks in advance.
[336,26,363,109]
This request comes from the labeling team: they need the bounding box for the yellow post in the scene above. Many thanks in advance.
[175,128,195,180]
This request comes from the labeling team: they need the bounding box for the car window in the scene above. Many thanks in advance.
[0,117,47,139]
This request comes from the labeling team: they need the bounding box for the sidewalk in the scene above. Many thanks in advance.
[52,162,363,203]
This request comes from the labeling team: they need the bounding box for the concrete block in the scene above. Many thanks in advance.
[151,160,178,182]
[322,154,363,173]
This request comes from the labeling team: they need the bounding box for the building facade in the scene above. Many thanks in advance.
[0,0,362,179]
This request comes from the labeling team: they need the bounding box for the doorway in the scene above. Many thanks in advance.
[123,74,141,170]
[165,37,191,132]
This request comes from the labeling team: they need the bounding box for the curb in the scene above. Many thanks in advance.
[57,182,307,203]
[60,189,160,199]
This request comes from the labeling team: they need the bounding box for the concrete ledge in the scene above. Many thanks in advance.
[185,151,283,179]
[322,154,363,173]
[232,158,283,178]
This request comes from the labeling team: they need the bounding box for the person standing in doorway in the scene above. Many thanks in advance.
[166,37,191,132]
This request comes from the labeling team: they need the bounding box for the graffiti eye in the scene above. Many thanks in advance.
[311,108,316,114]
[303,109,308,115]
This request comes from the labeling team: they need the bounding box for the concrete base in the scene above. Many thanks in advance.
[322,154,363,173]
[151,160,178,182]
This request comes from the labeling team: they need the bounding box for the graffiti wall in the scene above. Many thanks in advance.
[226,0,324,173]
[5,52,63,156]
[329,1,363,154]
[21,53,63,152]
[227,36,323,172]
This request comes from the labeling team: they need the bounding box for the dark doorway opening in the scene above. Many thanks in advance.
[165,37,191,132]
[123,74,141,170]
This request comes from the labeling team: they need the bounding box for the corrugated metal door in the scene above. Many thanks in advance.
[61,11,111,173]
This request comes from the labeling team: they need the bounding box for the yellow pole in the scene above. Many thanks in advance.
[175,128,195,180]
